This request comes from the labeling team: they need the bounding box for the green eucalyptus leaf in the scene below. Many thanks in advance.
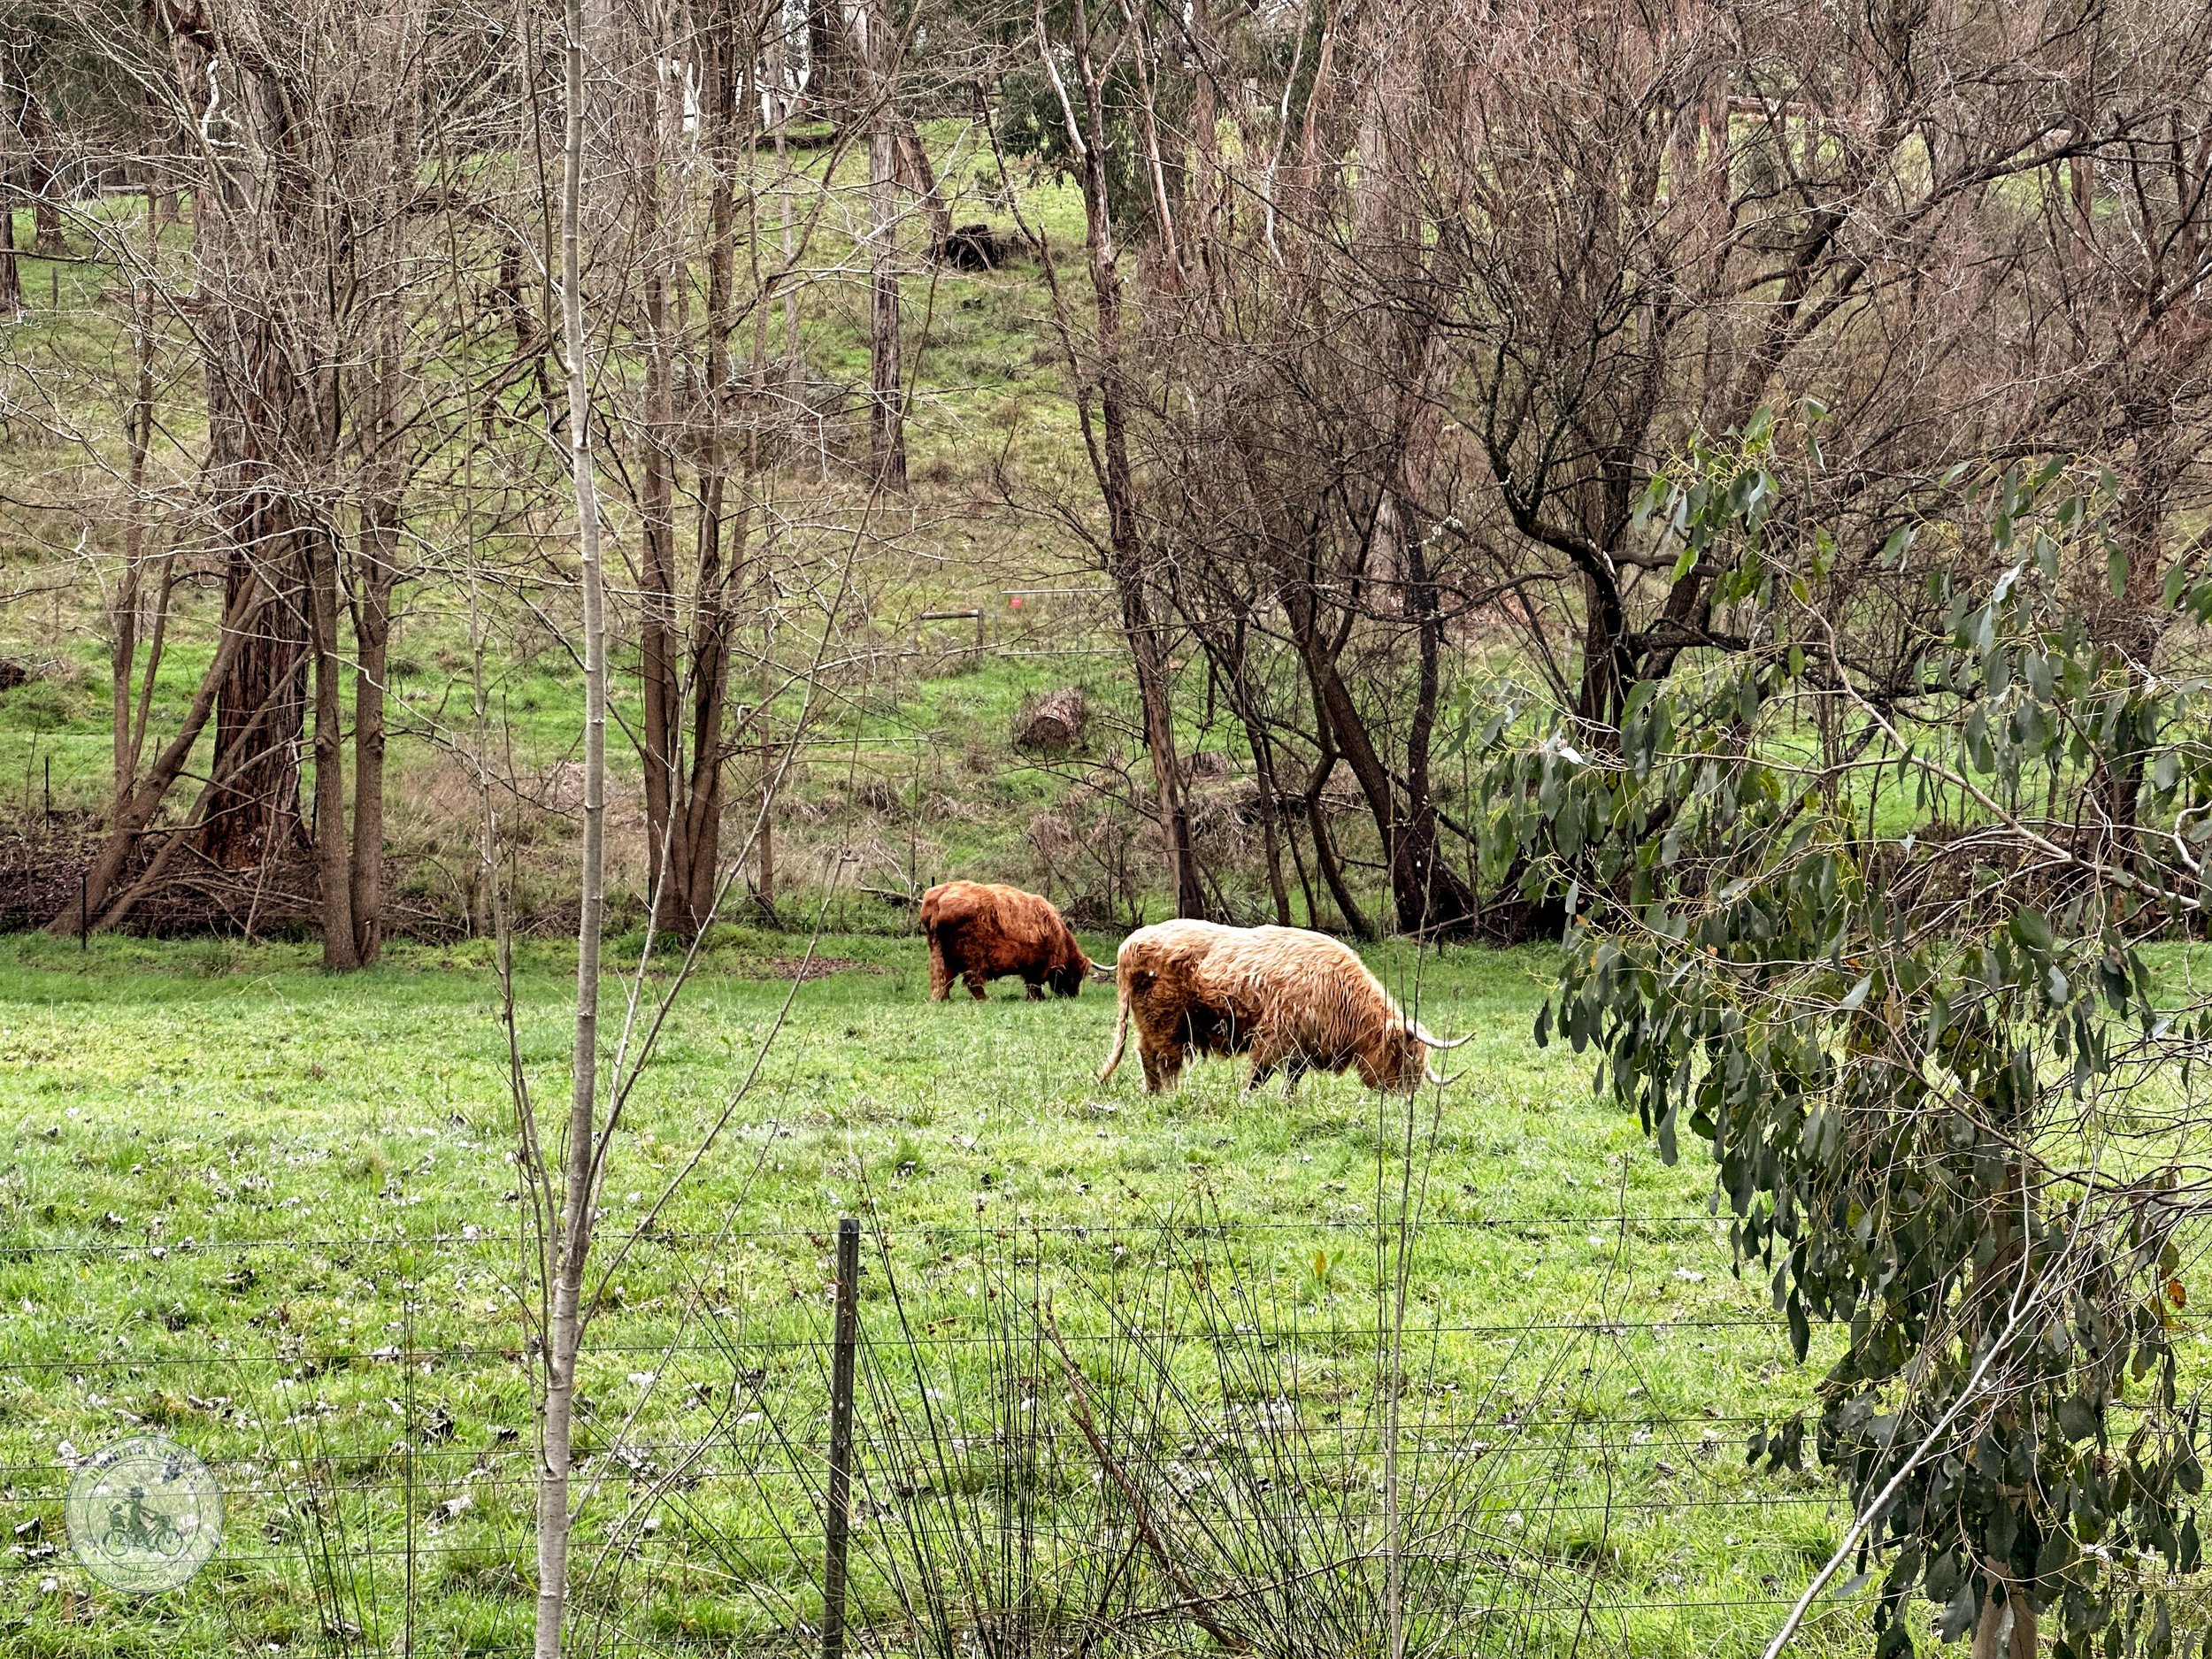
[2056,1394,2099,1442]
[1933,1576,1979,1640]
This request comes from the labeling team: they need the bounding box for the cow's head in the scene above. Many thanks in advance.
[1047,945,1093,998]
[1364,1019,1475,1091]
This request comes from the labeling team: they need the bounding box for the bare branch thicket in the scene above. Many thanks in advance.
[1069,0,2212,938]
[7,0,558,956]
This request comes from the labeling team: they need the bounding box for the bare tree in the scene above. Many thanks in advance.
[530,0,610,1638]
[1056,0,2212,937]
[863,0,907,488]
[1015,0,1205,918]
[35,0,507,959]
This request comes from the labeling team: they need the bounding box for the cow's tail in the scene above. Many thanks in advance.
[1097,964,1133,1084]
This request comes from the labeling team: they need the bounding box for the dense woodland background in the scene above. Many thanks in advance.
[2,0,2206,959]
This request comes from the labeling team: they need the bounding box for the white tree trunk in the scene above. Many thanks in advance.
[534,0,609,1645]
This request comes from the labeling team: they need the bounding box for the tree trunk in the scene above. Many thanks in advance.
[680,502,737,932]
[112,243,161,820]
[1301,683,1374,939]
[634,0,744,941]
[679,8,744,934]
[1572,566,1633,733]
[1965,1156,2040,1659]
[198,527,309,869]
[124,553,178,807]
[1125,588,1203,918]
[308,526,359,968]
[535,0,609,1642]
[807,0,855,120]
[0,199,18,313]
[1211,625,1293,926]
[757,685,777,919]
[757,734,776,913]
[775,26,803,409]
[894,118,952,254]
[50,582,259,932]
[1046,0,1203,918]
[2089,445,2173,867]
[20,73,65,256]
[1120,0,1183,283]
[1252,738,1293,926]
[184,182,317,872]
[864,0,906,490]
[339,35,415,971]
[1970,1587,2036,1659]
[1290,586,1472,936]
[638,163,683,927]
[350,497,398,964]
[1307,783,1371,940]
[146,0,328,878]
[94,684,297,933]
[1179,0,1221,257]
[1389,503,1479,934]
[113,282,152,817]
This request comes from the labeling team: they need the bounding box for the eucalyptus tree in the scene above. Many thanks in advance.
[1492,416,2212,1657]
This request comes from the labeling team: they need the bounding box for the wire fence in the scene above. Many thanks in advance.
[0,1198,1894,1657]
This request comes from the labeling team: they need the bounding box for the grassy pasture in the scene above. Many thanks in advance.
[0,931,1886,1655]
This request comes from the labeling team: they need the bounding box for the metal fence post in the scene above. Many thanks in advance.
[821,1217,860,1659]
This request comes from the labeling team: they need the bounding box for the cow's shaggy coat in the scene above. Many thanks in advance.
[920,881,1092,1001]
[1097,920,1461,1094]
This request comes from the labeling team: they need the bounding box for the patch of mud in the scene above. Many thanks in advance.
[747,955,880,982]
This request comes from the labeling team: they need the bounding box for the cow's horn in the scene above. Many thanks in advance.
[1425,1062,1468,1087]
[1410,1021,1477,1050]
[1088,962,1118,982]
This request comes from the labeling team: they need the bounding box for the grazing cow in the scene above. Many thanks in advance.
[1096,920,1471,1094]
[920,880,1093,1002]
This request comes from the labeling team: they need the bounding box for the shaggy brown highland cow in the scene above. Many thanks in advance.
[920,880,1093,1001]
[1096,920,1471,1094]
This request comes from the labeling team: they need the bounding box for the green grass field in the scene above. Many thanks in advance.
[0,930,1886,1656]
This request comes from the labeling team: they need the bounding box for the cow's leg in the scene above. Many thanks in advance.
[1023,978,1044,1001]
[1284,1057,1308,1097]
[964,966,989,1001]
[1247,1028,1290,1093]
[928,939,953,1002]
[1140,1042,1179,1094]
